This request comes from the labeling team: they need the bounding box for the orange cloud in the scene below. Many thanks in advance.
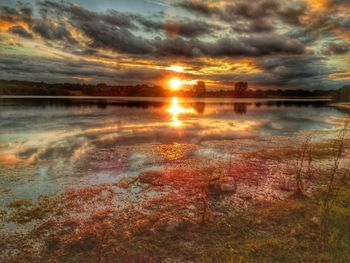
[0,21,29,31]
[329,72,350,80]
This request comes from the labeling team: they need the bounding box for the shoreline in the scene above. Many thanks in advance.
[0,95,332,102]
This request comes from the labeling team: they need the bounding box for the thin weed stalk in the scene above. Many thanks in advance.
[320,120,349,249]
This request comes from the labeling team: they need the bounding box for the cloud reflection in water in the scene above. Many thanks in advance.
[0,98,346,205]
[0,98,343,166]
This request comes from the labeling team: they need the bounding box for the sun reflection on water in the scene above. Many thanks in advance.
[167,97,195,127]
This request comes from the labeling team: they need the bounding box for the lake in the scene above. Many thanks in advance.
[0,97,348,208]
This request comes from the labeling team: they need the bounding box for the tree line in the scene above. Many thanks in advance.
[0,79,336,98]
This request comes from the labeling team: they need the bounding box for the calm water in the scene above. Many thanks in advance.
[0,97,348,207]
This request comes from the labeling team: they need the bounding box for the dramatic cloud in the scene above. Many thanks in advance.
[322,41,350,55]
[0,0,349,89]
[174,1,216,17]
[200,35,305,57]
[32,22,77,44]
[134,16,223,38]
[1,1,308,57]
[8,25,32,38]
[0,55,170,84]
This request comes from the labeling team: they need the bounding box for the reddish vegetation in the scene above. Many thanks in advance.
[1,130,350,262]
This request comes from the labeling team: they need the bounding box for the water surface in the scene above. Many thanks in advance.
[0,97,347,207]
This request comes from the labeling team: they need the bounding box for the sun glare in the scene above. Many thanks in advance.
[166,65,184,73]
[167,78,198,90]
[167,97,195,127]
[168,78,182,90]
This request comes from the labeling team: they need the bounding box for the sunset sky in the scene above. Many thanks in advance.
[0,0,349,90]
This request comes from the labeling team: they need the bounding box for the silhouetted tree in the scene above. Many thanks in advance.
[234,81,248,97]
[193,81,206,97]
[333,85,350,102]
[0,79,335,98]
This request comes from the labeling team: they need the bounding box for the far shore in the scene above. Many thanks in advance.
[0,95,332,101]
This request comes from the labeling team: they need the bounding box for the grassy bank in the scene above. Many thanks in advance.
[203,187,350,263]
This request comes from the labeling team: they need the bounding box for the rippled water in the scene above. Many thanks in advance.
[0,97,348,207]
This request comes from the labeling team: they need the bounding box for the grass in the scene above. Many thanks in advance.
[202,128,350,263]
[28,172,349,262]
[202,186,350,263]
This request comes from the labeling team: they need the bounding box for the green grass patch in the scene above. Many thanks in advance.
[202,185,350,263]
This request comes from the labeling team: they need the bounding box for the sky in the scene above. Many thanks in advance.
[0,0,349,90]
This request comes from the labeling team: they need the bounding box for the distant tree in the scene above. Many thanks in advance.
[234,81,248,97]
[97,83,107,89]
[255,89,266,98]
[193,81,206,97]
[0,79,335,98]
[333,85,350,102]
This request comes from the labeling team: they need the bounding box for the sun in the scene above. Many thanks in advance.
[168,78,182,90]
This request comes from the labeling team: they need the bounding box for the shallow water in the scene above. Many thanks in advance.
[0,97,348,207]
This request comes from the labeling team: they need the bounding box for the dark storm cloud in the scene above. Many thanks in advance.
[150,33,306,58]
[322,41,350,55]
[288,14,349,46]
[37,1,146,52]
[8,25,32,38]
[153,37,200,57]
[231,19,274,33]
[80,20,153,54]
[175,0,278,33]
[176,0,301,21]
[222,0,282,33]
[32,22,51,39]
[174,1,216,16]
[32,22,77,44]
[37,1,201,52]
[0,6,19,22]
[38,1,136,29]
[39,1,221,39]
[222,0,279,20]
[255,55,345,89]
[176,0,276,19]
[0,55,167,84]
[16,1,33,18]
[133,15,222,38]
[0,1,33,24]
[174,0,345,46]
[44,0,219,45]
[200,35,305,57]
[277,4,307,26]
[0,0,307,57]
[0,55,115,78]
